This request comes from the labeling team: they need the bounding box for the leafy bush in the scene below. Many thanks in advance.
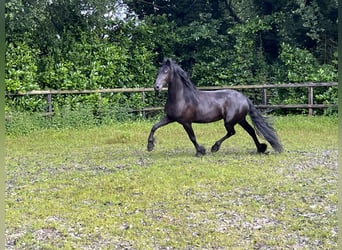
[6,42,40,92]
[269,43,338,113]
[279,43,337,83]
[228,17,273,85]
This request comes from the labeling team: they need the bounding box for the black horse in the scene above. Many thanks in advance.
[147,58,283,156]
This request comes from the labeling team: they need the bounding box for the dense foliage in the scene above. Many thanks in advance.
[5,0,338,116]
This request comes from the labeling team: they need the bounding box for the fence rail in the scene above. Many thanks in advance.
[6,82,338,116]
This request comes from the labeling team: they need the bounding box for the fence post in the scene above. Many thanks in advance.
[142,90,146,118]
[47,93,53,114]
[262,88,267,106]
[308,86,314,116]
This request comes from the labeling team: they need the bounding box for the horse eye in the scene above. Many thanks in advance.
[163,69,169,73]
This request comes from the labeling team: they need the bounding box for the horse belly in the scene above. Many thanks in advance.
[193,104,223,123]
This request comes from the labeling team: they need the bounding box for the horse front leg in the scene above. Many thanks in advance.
[147,116,174,151]
[182,123,206,157]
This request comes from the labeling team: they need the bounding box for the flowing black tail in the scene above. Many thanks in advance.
[248,100,283,153]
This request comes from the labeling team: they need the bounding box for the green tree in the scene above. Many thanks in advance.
[252,0,338,64]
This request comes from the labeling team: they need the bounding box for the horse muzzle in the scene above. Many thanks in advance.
[154,84,163,93]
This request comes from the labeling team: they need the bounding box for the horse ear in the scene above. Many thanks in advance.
[164,58,171,66]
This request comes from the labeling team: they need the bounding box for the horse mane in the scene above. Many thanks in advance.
[166,59,197,91]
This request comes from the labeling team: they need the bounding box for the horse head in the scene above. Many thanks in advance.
[154,58,173,93]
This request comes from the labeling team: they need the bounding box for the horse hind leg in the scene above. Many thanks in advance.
[211,122,236,153]
[239,118,267,153]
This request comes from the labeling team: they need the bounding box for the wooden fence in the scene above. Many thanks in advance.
[6,82,338,116]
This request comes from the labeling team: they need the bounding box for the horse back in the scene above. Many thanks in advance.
[186,89,250,123]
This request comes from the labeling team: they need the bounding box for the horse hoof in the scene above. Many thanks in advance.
[211,144,220,153]
[196,146,206,156]
[195,152,204,157]
[258,143,267,153]
[147,143,154,152]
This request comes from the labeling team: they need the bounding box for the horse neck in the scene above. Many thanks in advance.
[167,74,187,102]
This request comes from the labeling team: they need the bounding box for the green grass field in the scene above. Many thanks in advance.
[5,115,337,249]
